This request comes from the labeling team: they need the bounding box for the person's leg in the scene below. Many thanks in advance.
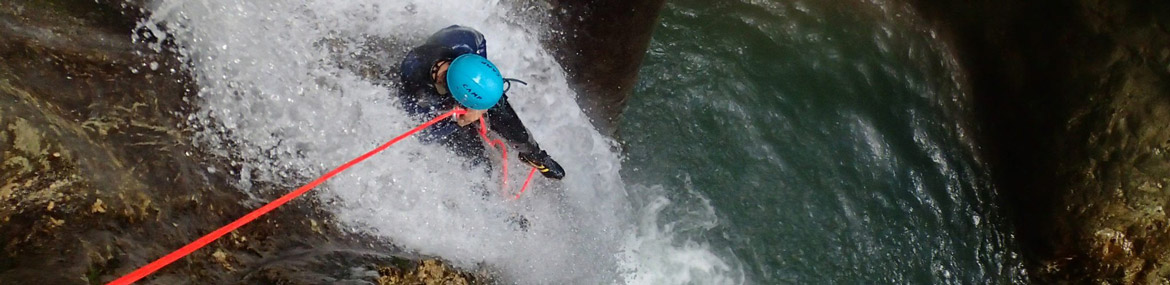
[441,128,529,231]
[440,126,496,183]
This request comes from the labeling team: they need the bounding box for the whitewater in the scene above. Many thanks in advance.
[137,0,744,283]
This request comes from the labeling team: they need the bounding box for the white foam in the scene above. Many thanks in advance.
[141,0,742,283]
[619,185,745,284]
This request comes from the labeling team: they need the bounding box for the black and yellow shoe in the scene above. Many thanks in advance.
[518,150,565,180]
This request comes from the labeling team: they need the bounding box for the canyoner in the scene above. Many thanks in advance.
[397,25,566,182]
[122,0,737,283]
[109,24,579,285]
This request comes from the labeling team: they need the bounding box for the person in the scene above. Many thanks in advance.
[397,25,565,180]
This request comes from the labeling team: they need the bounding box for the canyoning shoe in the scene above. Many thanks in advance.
[519,151,565,180]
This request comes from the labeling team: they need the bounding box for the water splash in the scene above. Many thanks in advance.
[139,0,742,283]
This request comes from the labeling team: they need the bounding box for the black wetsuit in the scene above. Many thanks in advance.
[397,25,541,161]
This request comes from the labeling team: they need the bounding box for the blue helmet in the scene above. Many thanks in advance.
[446,54,503,110]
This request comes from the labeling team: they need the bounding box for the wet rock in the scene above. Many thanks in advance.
[908,0,1170,282]
[512,0,666,135]
[91,198,105,213]
[376,259,485,285]
[212,248,236,272]
[1,0,478,283]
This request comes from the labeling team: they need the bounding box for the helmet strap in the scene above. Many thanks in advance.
[430,60,450,83]
[503,78,528,92]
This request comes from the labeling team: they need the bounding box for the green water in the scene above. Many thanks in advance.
[620,0,1028,283]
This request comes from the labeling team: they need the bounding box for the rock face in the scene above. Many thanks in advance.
[907,0,1170,282]
[1,0,477,283]
[1,0,664,282]
[538,0,666,135]
[376,259,483,285]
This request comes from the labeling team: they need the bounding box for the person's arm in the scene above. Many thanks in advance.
[397,45,458,116]
[396,46,431,113]
[485,94,540,153]
[485,95,565,179]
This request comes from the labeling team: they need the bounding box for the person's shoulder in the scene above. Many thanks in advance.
[426,26,487,58]
[400,44,453,75]
[404,43,448,60]
[410,43,460,63]
[428,25,485,42]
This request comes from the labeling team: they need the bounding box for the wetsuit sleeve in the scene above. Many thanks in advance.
[486,94,541,154]
[397,44,458,116]
[397,46,430,112]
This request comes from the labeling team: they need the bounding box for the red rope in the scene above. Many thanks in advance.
[108,109,466,285]
[515,167,538,200]
[477,118,508,191]
[474,116,537,199]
